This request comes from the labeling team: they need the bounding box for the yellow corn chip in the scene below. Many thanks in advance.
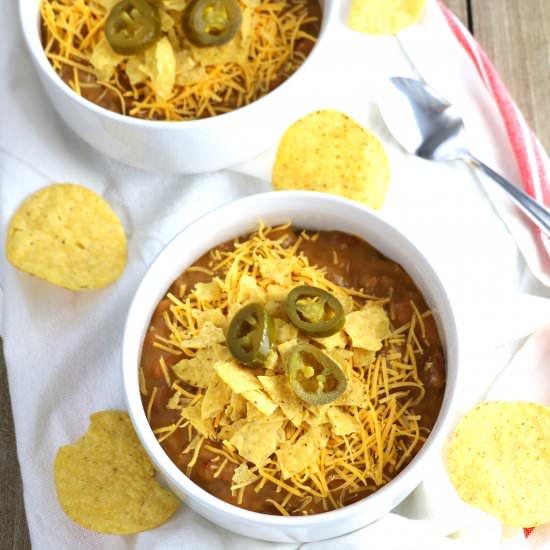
[180,321,225,348]
[273,318,299,345]
[142,37,176,101]
[6,183,127,290]
[231,463,258,490]
[230,419,284,467]
[90,38,124,81]
[215,361,262,393]
[344,303,390,350]
[194,280,223,302]
[348,0,426,35]
[172,344,229,388]
[201,377,232,419]
[241,389,278,416]
[327,407,360,436]
[448,401,550,527]
[54,411,179,534]
[276,425,330,479]
[272,110,390,209]
[237,275,266,304]
[258,375,304,427]
[181,405,211,437]
[353,348,376,368]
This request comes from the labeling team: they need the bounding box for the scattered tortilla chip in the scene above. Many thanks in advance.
[194,280,223,302]
[142,37,176,101]
[6,183,127,290]
[237,275,266,304]
[353,348,376,368]
[276,425,330,479]
[313,330,348,351]
[181,405,211,437]
[348,0,426,35]
[448,401,550,527]
[258,375,304,428]
[242,389,278,416]
[90,38,124,81]
[327,407,360,436]
[172,344,229,388]
[273,318,299,344]
[272,110,390,209]
[226,392,248,422]
[336,377,370,408]
[231,463,258,490]
[230,419,284,467]
[215,361,262,393]
[180,321,225,348]
[344,303,390,350]
[201,377,232,419]
[54,411,179,534]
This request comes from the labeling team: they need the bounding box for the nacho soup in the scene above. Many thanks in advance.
[140,224,446,516]
[40,0,321,121]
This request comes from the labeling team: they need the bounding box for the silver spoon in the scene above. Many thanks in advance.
[378,77,550,236]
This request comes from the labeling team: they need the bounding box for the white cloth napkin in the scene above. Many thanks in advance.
[1,0,550,548]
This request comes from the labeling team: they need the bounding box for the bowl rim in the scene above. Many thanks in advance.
[18,0,338,128]
[122,190,460,527]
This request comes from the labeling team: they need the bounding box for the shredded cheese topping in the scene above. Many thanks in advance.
[40,0,319,120]
[142,222,439,515]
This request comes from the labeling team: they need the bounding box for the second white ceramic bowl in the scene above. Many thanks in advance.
[19,0,337,173]
[122,191,459,542]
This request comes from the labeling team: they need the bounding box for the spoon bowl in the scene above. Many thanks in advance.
[378,77,550,235]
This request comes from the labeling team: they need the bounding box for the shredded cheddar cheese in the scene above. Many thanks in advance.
[40,0,319,120]
[144,222,440,515]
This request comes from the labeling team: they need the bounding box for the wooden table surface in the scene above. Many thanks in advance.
[1,1,549,548]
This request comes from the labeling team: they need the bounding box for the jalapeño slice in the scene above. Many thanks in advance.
[183,0,241,47]
[287,343,347,406]
[105,0,161,55]
[226,302,274,368]
[286,285,345,337]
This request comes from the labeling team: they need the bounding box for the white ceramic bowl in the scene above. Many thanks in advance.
[122,191,459,542]
[19,0,337,173]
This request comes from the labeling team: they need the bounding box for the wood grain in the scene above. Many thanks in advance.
[0,338,31,550]
[472,0,550,150]
[1,1,549,547]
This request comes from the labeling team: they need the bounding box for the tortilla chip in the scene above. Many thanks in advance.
[313,330,348,351]
[231,463,258,490]
[54,411,179,534]
[230,419,284,467]
[273,318,299,344]
[272,110,390,209]
[172,344,229,388]
[348,0,426,35]
[276,425,330,479]
[90,38,124,81]
[181,405,211,437]
[180,321,225,348]
[142,37,176,101]
[327,407,360,436]
[353,348,376,368]
[194,280,223,302]
[335,377,370,408]
[6,183,127,290]
[344,303,390,350]
[214,361,262,393]
[258,375,304,427]
[237,275,266,304]
[241,389,278,416]
[201,377,232,419]
[448,401,550,527]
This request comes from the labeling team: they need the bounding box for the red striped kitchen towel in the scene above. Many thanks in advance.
[438,1,550,266]
[439,3,548,537]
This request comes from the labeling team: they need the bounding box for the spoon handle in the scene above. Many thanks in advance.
[468,155,550,237]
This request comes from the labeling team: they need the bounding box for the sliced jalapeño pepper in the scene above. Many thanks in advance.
[105,0,161,55]
[287,343,347,405]
[286,285,345,337]
[226,302,274,368]
[183,0,242,48]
